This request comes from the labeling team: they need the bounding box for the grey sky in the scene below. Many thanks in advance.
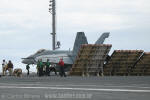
[0,0,150,72]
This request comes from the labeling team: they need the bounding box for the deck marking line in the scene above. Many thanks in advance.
[0,86,150,93]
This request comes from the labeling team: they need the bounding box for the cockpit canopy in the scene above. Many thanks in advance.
[35,49,46,54]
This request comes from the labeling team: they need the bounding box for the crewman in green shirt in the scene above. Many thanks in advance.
[45,59,50,76]
[38,60,44,76]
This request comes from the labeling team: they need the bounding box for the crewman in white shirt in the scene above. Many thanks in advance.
[2,59,7,76]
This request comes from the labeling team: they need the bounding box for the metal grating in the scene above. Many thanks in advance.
[70,44,112,76]
[130,52,150,76]
[103,50,144,76]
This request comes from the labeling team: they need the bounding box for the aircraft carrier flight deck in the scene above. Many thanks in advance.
[0,76,150,100]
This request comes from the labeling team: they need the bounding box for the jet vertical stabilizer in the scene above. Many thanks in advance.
[72,32,88,57]
[95,32,110,44]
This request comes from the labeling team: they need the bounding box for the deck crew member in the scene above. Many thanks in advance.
[2,59,7,76]
[58,58,66,77]
[45,59,50,76]
[7,60,13,76]
[26,64,30,76]
[38,60,43,76]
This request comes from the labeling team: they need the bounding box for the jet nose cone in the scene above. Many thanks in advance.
[22,59,35,64]
[22,59,28,64]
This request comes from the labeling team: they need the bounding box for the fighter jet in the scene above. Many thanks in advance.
[22,32,109,71]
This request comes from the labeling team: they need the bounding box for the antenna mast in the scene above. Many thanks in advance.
[49,0,61,50]
[49,0,56,50]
